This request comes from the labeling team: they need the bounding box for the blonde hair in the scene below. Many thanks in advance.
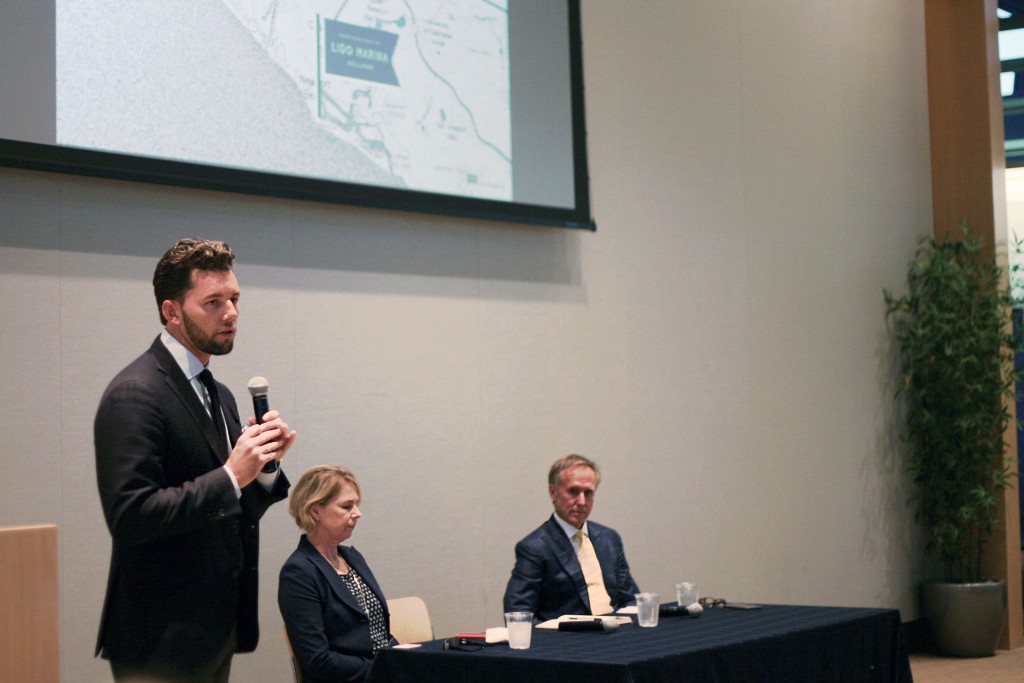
[288,465,361,535]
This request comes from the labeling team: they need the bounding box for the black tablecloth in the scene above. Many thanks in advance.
[366,604,912,683]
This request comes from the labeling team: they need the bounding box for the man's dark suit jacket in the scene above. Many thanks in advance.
[94,336,289,672]
[503,515,640,622]
[278,535,392,683]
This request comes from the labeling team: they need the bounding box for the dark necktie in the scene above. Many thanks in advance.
[198,369,228,458]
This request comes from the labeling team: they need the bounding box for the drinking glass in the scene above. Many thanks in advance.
[635,592,660,627]
[504,611,533,649]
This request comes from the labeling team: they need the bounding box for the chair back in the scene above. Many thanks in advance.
[283,626,303,683]
[387,595,434,644]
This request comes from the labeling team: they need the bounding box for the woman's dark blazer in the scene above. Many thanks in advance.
[278,535,392,683]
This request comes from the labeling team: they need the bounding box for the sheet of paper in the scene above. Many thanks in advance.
[536,615,632,630]
[485,627,509,643]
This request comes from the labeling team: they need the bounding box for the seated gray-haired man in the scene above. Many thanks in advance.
[503,454,640,622]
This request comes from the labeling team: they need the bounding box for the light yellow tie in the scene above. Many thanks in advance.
[575,530,613,615]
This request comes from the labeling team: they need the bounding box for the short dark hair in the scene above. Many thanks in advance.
[153,238,235,325]
[548,454,601,488]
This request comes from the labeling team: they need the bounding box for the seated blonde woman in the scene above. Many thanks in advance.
[278,466,394,683]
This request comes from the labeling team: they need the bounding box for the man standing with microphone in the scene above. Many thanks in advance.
[94,238,297,682]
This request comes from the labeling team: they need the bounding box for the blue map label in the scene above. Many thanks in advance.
[324,19,399,86]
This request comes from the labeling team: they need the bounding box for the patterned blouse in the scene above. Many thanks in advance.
[339,568,391,653]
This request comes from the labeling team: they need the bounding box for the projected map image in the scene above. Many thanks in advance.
[56,0,510,201]
[222,0,510,199]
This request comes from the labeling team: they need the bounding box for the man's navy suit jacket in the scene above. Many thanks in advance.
[94,336,289,671]
[503,515,639,622]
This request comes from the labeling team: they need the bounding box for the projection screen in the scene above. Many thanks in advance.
[0,1,594,229]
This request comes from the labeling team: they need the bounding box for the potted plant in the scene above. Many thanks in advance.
[884,224,1016,657]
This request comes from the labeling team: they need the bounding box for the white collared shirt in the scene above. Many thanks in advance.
[161,331,218,414]
[160,331,280,498]
[552,513,590,553]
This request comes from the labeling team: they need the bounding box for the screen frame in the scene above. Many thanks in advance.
[0,1,595,231]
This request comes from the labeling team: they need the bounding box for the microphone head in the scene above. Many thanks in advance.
[247,376,269,397]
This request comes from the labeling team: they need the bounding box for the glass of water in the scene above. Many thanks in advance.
[676,582,699,606]
[504,611,533,649]
[635,592,660,627]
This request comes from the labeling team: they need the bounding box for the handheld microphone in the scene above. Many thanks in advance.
[659,603,702,618]
[247,376,278,473]
[557,618,620,632]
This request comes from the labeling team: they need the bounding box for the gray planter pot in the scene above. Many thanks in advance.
[920,580,1006,657]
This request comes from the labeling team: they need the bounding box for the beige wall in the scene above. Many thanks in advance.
[0,2,933,681]
[1007,168,1024,248]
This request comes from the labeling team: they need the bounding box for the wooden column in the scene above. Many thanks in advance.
[0,525,60,683]
[925,0,1023,650]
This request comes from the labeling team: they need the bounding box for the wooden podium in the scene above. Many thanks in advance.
[0,525,59,683]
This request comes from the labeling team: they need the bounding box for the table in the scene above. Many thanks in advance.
[366,604,912,683]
